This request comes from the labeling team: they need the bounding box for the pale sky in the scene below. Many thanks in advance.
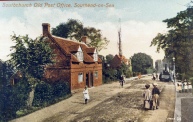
[0,0,191,62]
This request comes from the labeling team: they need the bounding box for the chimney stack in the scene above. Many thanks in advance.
[42,23,50,36]
[81,36,91,44]
[81,36,87,44]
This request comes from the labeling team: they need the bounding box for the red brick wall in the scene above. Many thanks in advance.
[70,63,102,90]
[44,69,70,83]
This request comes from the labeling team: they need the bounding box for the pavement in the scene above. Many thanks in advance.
[174,84,193,122]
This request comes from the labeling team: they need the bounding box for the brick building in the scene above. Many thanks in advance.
[110,54,130,69]
[42,23,102,90]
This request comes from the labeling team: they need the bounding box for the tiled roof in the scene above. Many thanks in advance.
[71,54,80,62]
[86,48,95,54]
[117,55,129,63]
[51,36,97,63]
[83,51,95,63]
[68,45,80,53]
[110,54,129,68]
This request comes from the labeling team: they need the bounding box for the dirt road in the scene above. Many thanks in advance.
[11,76,175,122]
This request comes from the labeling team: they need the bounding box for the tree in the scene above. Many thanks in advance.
[9,34,54,106]
[52,19,109,51]
[116,63,132,78]
[106,54,114,63]
[52,19,83,39]
[150,3,193,78]
[9,34,54,82]
[0,60,15,86]
[0,60,30,121]
[0,79,30,121]
[131,53,153,74]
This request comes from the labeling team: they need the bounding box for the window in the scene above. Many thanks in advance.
[77,46,83,61]
[94,71,98,79]
[78,72,83,82]
[93,53,98,61]
[93,49,98,61]
[77,51,83,61]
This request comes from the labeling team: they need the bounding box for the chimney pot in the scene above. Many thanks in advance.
[42,23,50,36]
[81,36,91,44]
[81,36,87,44]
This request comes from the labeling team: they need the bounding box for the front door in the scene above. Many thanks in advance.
[86,73,89,87]
[90,72,93,87]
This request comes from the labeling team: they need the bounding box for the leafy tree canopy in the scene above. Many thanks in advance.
[131,53,153,74]
[52,19,109,51]
[150,2,193,76]
[105,54,114,63]
[0,60,15,86]
[9,34,54,82]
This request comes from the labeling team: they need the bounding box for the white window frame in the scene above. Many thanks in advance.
[94,71,98,79]
[77,46,83,61]
[78,72,83,83]
[93,49,98,61]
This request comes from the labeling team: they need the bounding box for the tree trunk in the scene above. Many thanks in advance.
[27,85,35,107]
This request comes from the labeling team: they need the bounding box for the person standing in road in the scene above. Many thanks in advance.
[152,73,155,80]
[184,81,188,92]
[138,73,141,79]
[188,81,192,92]
[119,75,125,88]
[181,81,185,92]
[156,73,158,80]
[152,83,160,110]
[143,84,152,110]
[177,83,182,93]
[83,86,90,104]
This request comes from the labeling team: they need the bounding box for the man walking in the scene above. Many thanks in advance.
[152,83,160,110]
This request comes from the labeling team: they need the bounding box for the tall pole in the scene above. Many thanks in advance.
[173,57,176,84]
[118,18,122,56]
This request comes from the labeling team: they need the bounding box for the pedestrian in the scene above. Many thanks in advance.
[119,75,125,88]
[181,81,184,92]
[143,84,152,110]
[152,83,160,110]
[188,81,192,92]
[177,83,182,93]
[138,73,141,79]
[83,85,90,104]
[184,81,188,93]
[159,73,162,81]
[152,76,156,80]
[156,73,158,80]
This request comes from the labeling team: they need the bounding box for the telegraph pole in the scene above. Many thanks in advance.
[118,18,122,56]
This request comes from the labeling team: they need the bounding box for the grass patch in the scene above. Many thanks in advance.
[15,94,72,118]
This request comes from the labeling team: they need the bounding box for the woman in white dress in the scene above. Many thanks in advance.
[143,84,152,110]
[83,86,90,104]
[188,82,192,92]
[184,82,188,92]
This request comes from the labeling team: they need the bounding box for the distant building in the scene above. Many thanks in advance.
[155,58,170,74]
[110,55,131,69]
[155,60,162,73]
[42,23,102,90]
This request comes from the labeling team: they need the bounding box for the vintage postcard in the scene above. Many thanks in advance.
[0,0,192,122]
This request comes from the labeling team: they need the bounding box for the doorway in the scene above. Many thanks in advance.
[86,73,89,87]
[90,72,93,87]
